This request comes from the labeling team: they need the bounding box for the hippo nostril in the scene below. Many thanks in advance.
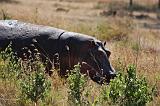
[110,73,116,79]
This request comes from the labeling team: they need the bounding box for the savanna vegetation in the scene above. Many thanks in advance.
[0,0,160,106]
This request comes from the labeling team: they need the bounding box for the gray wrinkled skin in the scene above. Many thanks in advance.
[0,20,116,84]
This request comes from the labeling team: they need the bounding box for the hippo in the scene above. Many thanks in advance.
[0,20,116,84]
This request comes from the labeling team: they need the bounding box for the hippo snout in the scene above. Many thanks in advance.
[105,71,116,84]
[109,66,116,79]
[110,72,116,79]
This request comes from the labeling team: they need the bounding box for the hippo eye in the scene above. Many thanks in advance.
[98,52,104,57]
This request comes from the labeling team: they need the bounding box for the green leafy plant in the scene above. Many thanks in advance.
[0,44,23,106]
[67,63,86,105]
[100,64,156,106]
[0,44,52,106]
[20,50,51,106]
[0,43,21,80]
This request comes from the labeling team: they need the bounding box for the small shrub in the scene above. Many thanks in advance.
[0,43,21,81]
[67,63,86,105]
[0,44,22,106]
[0,44,52,106]
[100,64,156,106]
[20,53,51,106]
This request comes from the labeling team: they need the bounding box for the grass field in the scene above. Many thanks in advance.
[0,0,160,105]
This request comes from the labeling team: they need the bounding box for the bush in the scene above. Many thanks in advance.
[0,44,22,106]
[67,63,86,105]
[0,44,51,106]
[100,64,156,106]
[0,43,21,81]
[20,70,51,105]
[20,50,51,106]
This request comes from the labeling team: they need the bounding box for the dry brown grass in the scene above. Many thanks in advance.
[0,0,160,105]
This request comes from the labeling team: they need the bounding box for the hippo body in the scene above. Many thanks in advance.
[0,20,116,84]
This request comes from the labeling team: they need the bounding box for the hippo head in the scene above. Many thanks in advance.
[80,40,116,84]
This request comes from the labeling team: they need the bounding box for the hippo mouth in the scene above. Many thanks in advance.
[94,68,117,84]
[81,62,116,84]
[96,74,116,84]
[104,73,116,84]
[91,73,116,84]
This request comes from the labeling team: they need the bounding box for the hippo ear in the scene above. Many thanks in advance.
[103,41,106,46]
[82,40,96,52]
[105,48,111,57]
